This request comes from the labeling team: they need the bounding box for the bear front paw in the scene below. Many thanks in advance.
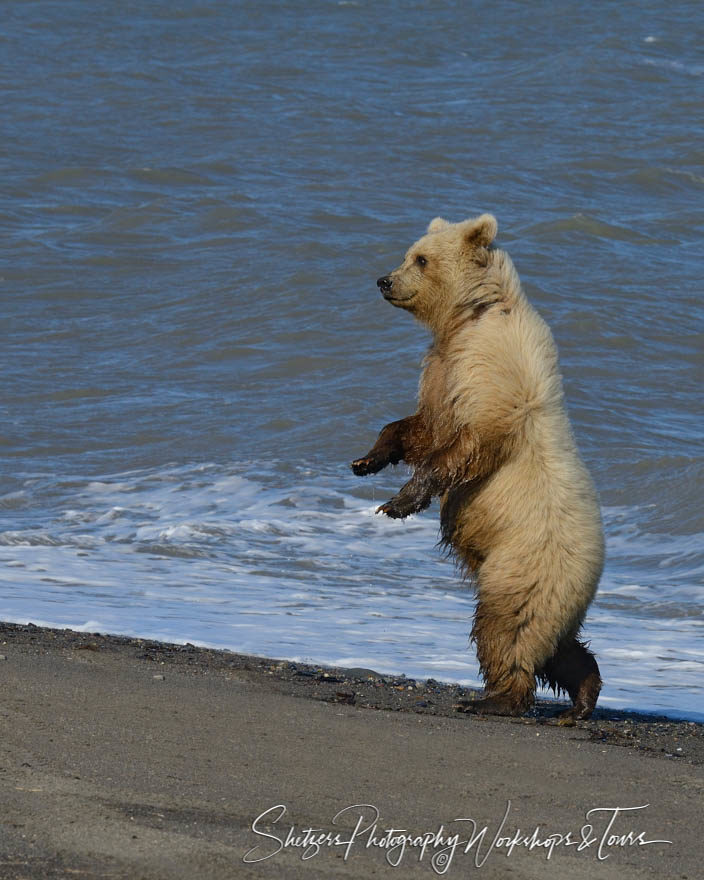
[377,481,432,519]
[376,501,400,518]
[376,498,411,519]
[351,455,384,476]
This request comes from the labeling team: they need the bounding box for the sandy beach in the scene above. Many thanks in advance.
[0,621,701,879]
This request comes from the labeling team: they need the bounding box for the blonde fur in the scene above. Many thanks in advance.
[353,214,604,718]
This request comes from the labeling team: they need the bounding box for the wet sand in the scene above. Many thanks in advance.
[0,621,702,879]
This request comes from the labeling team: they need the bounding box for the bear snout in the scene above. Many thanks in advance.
[376,275,394,302]
[377,275,393,296]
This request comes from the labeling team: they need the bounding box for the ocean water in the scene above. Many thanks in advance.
[1,0,702,719]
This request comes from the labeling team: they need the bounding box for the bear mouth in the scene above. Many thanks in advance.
[383,290,417,306]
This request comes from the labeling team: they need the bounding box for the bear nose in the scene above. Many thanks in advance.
[377,275,393,293]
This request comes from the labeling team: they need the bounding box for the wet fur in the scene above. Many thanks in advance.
[352,214,604,719]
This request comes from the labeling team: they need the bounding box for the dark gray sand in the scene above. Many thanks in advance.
[1,622,701,879]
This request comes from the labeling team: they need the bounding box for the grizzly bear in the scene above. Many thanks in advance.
[351,214,604,720]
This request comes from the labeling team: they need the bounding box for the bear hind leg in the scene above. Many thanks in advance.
[459,604,537,717]
[539,636,601,721]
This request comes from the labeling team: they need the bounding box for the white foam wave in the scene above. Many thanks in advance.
[0,462,701,718]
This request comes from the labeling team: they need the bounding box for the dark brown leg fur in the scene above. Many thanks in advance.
[538,636,602,721]
[351,416,417,476]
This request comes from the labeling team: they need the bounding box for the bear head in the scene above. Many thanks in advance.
[376,214,498,333]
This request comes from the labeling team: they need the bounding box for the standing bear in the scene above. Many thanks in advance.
[352,214,604,720]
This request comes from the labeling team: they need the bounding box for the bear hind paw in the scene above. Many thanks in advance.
[456,693,532,717]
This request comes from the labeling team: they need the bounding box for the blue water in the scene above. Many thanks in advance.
[1,0,702,719]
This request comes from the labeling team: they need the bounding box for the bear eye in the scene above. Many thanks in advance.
[415,255,427,268]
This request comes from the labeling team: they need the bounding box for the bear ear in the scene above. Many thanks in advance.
[427,217,450,234]
[461,214,498,248]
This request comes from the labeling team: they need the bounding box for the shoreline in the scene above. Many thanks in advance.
[1,620,703,878]
[2,621,702,758]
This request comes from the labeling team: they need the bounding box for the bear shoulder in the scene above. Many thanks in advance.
[443,303,563,438]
